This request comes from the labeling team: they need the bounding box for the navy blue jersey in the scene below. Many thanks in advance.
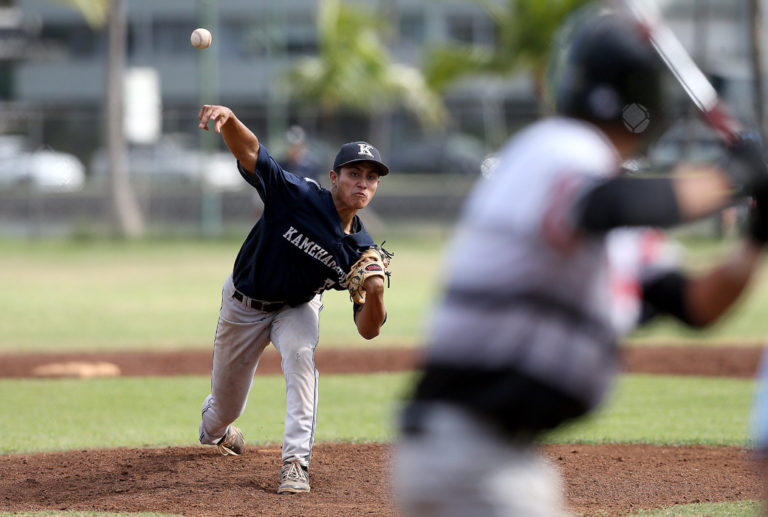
[232,145,375,306]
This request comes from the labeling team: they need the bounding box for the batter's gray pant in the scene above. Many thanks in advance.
[199,275,322,468]
[393,403,572,517]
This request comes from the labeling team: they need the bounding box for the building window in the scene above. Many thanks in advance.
[152,19,197,55]
[282,13,317,56]
[40,24,102,59]
[227,15,317,58]
[446,14,475,44]
[399,12,425,45]
[445,12,495,47]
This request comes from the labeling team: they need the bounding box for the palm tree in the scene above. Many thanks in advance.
[103,0,144,237]
[290,0,447,152]
[48,0,110,27]
[49,0,144,237]
[425,0,592,146]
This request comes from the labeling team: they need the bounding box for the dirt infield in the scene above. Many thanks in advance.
[0,345,766,516]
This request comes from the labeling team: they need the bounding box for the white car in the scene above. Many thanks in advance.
[89,134,243,191]
[0,135,86,192]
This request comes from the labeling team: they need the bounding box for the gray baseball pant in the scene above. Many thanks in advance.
[199,275,323,467]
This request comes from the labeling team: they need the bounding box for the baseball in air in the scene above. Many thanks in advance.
[190,28,212,49]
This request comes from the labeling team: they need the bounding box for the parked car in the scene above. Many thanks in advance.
[387,133,490,175]
[0,135,86,192]
[89,134,243,191]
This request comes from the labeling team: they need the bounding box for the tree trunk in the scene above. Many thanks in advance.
[106,0,144,237]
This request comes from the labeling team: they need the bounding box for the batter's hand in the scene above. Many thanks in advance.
[724,134,768,196]
[199,105,234,134]
[748,183,768,244]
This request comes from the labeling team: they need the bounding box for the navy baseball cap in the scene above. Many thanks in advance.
[333,141,389,176]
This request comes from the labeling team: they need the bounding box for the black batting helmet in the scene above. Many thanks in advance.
[551,8,669,138]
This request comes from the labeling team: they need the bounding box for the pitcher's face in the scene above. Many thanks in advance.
[330,163,381,210]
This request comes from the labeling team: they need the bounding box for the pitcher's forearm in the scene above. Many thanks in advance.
[220,116,260,172]
[355,281,386,339]
[198,104,260,172]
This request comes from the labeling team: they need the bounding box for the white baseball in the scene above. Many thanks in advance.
[190,28,212,49]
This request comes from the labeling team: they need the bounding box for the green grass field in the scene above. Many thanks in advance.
[0,225,449,352]
[2,227,768,352]
[2,228,768,516]
[0,373,756,455]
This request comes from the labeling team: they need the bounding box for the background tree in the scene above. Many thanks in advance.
[49,0,109,26]
[290,0,447,154]
[425,0,592,146]
[49,0,144,238]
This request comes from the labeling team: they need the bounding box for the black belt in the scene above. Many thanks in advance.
[232,291,285,312]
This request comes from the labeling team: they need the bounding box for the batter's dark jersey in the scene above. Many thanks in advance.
[232,145,375,306]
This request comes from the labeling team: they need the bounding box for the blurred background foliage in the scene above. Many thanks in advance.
[1,0,757,239]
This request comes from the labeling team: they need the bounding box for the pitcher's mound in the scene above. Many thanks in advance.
[32,361,121,378]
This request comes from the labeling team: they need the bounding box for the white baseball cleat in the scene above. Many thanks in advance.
[277,459,310,494]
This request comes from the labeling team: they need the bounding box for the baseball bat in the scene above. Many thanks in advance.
[613,0,744,145]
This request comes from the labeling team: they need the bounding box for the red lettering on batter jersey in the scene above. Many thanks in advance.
[541,174,587,253]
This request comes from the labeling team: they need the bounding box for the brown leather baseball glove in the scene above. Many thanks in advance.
[345,243,393,304]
